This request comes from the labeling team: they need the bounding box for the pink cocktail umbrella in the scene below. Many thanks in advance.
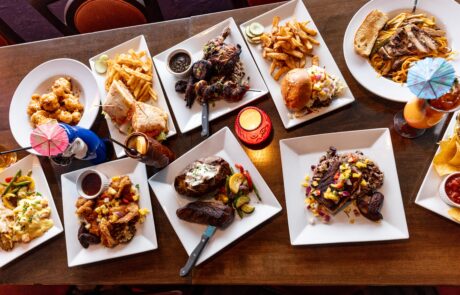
[30,122,69,156]
[0,122,69,156]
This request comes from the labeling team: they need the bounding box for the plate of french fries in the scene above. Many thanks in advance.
[241,0,354,129]
[89,35,176,158]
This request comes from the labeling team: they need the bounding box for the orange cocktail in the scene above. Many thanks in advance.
[403,98,445,129]
[404,83,460,129]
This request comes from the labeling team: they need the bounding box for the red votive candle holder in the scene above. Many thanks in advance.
[235,106,272,145]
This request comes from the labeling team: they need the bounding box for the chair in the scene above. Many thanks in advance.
[28,0,163,35]
[0,18,24,46]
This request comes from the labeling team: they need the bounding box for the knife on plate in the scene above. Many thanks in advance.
[179,225,216,277]
[201,101,210,137]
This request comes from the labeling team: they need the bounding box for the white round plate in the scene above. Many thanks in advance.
[9,58,100,155]
[343,0,460,102]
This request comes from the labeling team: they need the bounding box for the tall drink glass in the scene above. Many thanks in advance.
[394,83,460,138]
[125,132,175,168]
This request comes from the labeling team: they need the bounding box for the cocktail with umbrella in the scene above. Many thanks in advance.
[394,58,460,138]
[0,121,69,157]
[0,121,108,165]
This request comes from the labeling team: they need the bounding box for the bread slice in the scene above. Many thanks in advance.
[103,80,135,126]
[132,102,168,137]
[354,10,389,57]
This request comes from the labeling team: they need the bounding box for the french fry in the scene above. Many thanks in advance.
[312,55,319,66]
[276,35,292,41]
[105,49,157,101]
[273,66,290,80]
[285,56,297,69]
[286,49,303,59]
[305,35,320,45]
[269,60,277,74]
[260,16,321,80]
[272,16,280,30]
[267,52,288,61]
[300,56,307,68]
[273,40,286,50]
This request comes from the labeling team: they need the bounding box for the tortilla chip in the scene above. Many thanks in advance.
[448,207,460,222]
[433,135,458,164]
[448,141,460,166]
[434,163,460,176]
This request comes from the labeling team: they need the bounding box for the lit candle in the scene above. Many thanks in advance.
[235,107,272,145]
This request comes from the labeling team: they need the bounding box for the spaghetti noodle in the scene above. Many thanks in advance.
[369,12,454,83]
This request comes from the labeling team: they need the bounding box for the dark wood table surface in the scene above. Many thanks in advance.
[1,0,460,285]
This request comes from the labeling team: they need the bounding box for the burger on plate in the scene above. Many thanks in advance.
[280,66,344,113]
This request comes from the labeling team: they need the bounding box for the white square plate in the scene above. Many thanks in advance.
[61,158,157,267]
[241,0,355,129]
[415,111,460,224]
[153,18,269,134]
[148,127,282,265]
[0,155,63,268]
[280,128,408,245]
[89,35,177,158]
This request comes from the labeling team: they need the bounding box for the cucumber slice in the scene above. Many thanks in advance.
[249,22,264,36]
[99,54,109,62]
[95,59,107,74]
[241,204,255,214]
[246,36,261,45]
[245,25,256,38]
[235,195,250,208]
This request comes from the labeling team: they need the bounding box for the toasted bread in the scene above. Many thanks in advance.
[103,80,135,126]
[354,10,389,57]
[132,102,168,137]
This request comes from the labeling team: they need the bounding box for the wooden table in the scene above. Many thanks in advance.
[1,0,459,285]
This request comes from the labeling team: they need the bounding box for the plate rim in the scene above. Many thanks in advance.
[414,111,460,224]
[342,0,460,102]
[88,34,177,158]
[9,58,100,155]
[152,17,269,134]
[240,0,356,129]
[280,127,409,245]
[60,157,158,267]
[148,126,282,264]
[0,154,63,268]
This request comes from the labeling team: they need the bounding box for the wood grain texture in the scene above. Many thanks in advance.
[1,0,460,285]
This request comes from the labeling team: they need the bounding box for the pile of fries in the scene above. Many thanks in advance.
[105,49,157,102]
[258,17,320,80]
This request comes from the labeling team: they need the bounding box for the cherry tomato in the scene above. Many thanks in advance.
[5,177,12,183]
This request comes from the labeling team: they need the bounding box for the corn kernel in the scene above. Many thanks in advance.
[139,208,150,215]
[356,161,367,169]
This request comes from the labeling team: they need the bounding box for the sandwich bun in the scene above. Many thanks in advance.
[281,68,312,112]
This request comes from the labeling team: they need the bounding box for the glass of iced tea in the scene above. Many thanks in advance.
[394,82,460,138]
[124,132,175,169]
[0,145,17,171]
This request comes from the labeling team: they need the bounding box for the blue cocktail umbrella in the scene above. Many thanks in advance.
[407,57,456,99]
